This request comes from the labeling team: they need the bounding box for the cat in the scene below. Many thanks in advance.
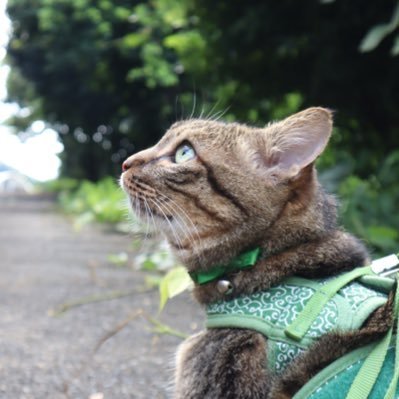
[120,107,394,399]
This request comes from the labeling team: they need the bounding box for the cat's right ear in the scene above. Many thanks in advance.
[241,107,333,183]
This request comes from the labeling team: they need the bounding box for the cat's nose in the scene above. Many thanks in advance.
[122,159,130,172]
[122,155,145,172]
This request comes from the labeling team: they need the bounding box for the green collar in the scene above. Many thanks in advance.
[189,247,262,285]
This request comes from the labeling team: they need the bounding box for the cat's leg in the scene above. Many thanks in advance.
[174,328,271,399]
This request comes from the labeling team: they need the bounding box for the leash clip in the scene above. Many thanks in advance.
[371,254,399,277]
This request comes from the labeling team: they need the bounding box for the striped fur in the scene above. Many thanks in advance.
[121,108,393,398]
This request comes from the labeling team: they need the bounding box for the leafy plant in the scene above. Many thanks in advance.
[159,266,192,311]
[107,252,129,267]
[359,2,399,56]
[336,150,399,256]
[50,177,128,226]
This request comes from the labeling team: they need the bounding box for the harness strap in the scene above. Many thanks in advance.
[385,314,399,399]
[346,276,399,399]
[284,254,399,398]
[285,254,399,341]
[285,266,373,341]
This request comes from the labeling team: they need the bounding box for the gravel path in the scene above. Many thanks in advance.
[0,195,203,399]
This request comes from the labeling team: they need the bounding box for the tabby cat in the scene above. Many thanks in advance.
[120,108,393,399]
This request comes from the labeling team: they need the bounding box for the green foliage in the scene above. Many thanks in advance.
[188,0,399,176]
[55,177,127,225]
[7,0,399,180]
[6,0,204,180]
[146,315,188,339]
[107,252,129,266]
[39,177,81,193]
[359,2,399,55]
[164,31,207,74]
[337,150,399,255]
[159,266,192,311]
[5,0,399,304]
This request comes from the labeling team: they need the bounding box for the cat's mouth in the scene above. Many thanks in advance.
[121,173,173,222]
[120,172,198,252]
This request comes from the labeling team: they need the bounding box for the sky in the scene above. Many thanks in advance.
[0,0,63,181]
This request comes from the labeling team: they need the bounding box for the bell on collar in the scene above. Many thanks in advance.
[216,280,234,295]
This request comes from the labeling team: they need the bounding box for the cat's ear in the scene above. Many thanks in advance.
[243,107,333,182]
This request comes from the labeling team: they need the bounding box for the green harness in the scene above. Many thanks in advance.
[201,252,399,399]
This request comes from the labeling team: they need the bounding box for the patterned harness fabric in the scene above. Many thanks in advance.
[207,276,388,373]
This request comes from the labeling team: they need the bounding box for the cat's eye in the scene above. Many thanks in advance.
[174,143,196,163]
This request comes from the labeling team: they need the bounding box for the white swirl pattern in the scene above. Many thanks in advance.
[275,342,304,373]
[207,281,388,373]
[340,282,386,312]
[208,283,338,336]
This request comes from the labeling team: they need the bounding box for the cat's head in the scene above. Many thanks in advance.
[121,107,335,271]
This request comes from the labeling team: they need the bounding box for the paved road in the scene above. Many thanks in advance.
[0,195,203,399]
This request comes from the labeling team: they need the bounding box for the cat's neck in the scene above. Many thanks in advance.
[175,180,336,272]
[173,183,369,305]
[192,229,369,305]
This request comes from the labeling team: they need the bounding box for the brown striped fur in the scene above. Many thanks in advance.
[121,108,393,398]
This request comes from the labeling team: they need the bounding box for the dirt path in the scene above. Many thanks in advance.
[0,195,203,399]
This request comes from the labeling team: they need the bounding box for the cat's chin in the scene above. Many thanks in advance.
[169,246,192,263]
[165,235,249,273]
[163,238,199,267]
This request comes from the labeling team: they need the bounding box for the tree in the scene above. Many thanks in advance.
[190,0,399,175]
[5,0,399,251]
[6,0,205,179]
[5,0,399,179]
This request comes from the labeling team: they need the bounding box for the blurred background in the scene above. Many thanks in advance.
[1,0,399,253]
[0,1,398,398]
[1,0,399,251]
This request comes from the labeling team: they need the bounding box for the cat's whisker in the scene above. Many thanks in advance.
[204,99,221,121]
[122,196,143,247]
[152,199,191,247]
[143,198,152,240]
[167,204,198,249]
[180,99,185,122]
[154,199,197,253]
[154,193,207,264]
[175,95,179,122]
[189,90,197,120]
[207,109,222,121]
[145,197,158,238]
[135,193,141,220]
[148,198,184,250]
[126,194,147,253]
[156,192,198,232]
[153,197,197,251]
[211,105,231,122]
[156,192,202,245]
[199,104,205,119]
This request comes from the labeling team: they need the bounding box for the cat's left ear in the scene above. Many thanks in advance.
[243,107,333,181]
